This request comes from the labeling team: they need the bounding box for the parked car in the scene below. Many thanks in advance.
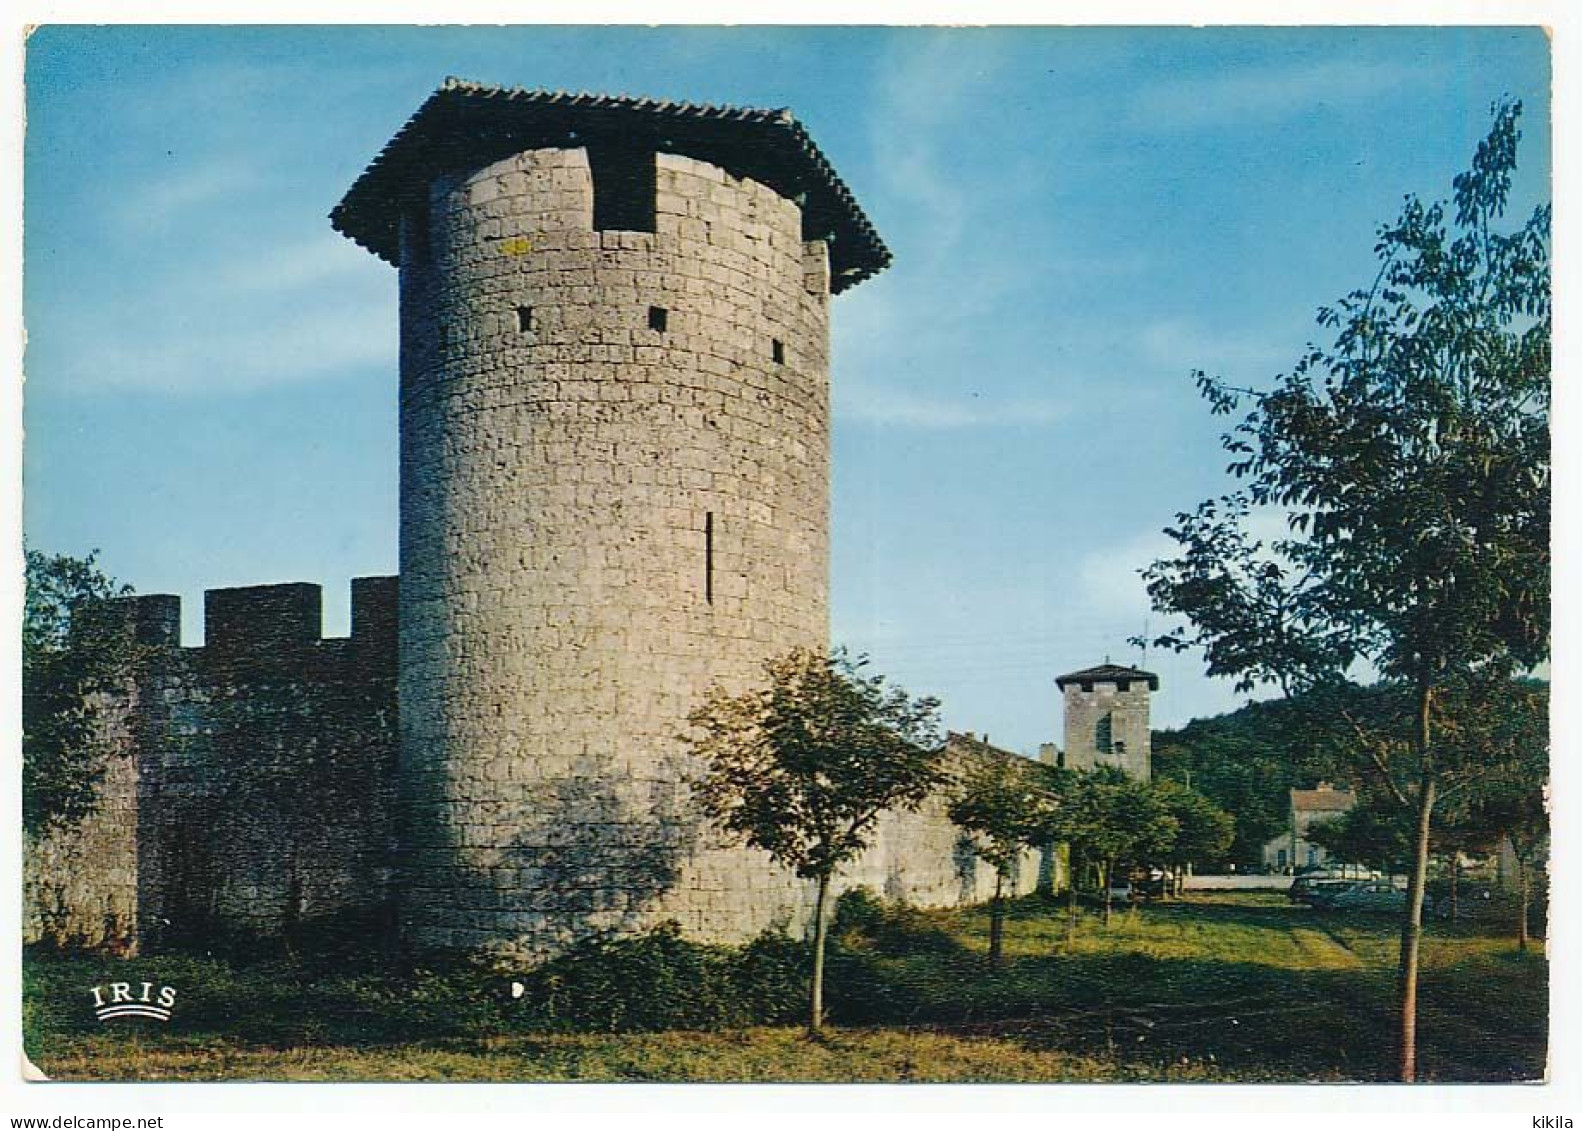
[1136,869,1168,900]
[1305,880,1363,910]
[1289,872,1357,904]
[1323,881,1434,916]
[1106,876,1133,904]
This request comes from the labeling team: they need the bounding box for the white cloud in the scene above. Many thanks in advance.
[1076,527,1177,619]
[214,234,376,294]
[1139,316,1300,375]
[1126,57,1436,133]
[38,232,396,395]
[837,384,1065,430]
[114,159,259,232]
[64,294,395,395]
[868,34,1015,274]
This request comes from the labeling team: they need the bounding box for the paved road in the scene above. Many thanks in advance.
[1183,873,1293,891]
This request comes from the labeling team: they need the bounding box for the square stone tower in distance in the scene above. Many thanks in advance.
[331,81,889,959]
[1056,663,1158,781]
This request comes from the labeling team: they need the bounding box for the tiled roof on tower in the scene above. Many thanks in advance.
[331,78,891,293]
[1055,663,1160,690]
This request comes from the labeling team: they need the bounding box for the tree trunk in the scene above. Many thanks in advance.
[1101,858,1112,927]
[1449,854,1459,924]
[1397,683,1438,1084]
[989,871,1005,966]
[809,872,830,1034]
[1517,855,1530,952]
[1067,850,1079,947]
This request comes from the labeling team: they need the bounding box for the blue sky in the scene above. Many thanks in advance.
[22,25,1552,752]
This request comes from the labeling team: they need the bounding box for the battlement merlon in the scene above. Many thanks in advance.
[95,594,182,649]
[100,578,400,653]
[328,79,891,293]
[205,583,323,653]
[351,575,399,646]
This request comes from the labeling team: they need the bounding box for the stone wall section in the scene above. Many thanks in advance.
[23,693,140,953]
[24,581,400,954]
[23,577,1049,955]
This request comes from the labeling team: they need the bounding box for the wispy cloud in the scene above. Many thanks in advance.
[1125,57,1437,132]
[214,234,376,294]
[114,158,259,232]
[36,234,395,395]
[1076,528,1177,619]
[63,295,394,395]
[838,383,1065,430]
[1139,316,1302,375]
[868,34,1015,273]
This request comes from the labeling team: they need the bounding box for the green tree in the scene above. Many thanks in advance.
[22,549,138,835]
[1049,768,1177,930]
[1151,779,1234,893]
[1153,693,1355,865]
[1307,799,1413,876]
[688,647,946,1033]
[1141,102,1549,1081]
[1454,679,1548,948]
[948,752,1054,964]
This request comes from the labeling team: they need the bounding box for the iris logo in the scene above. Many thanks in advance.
[88,981,177,1023]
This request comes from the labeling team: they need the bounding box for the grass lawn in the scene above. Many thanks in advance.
[23,891,1546,1083]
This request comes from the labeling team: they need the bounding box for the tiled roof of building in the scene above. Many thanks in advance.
[331,78,891,293]
[1290,786,1356,812]
[1055,663,1160,691]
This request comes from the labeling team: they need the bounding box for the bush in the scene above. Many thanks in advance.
[508,921,805,1033]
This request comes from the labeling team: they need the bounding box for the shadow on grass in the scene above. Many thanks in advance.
[22,894,1547,1083]
[825,893,1547,1082]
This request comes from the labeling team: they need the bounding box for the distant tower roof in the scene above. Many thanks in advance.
[331,78,891,293]
[1055,663,1160,691]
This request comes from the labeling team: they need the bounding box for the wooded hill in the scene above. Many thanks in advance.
[1151,679,1549,869]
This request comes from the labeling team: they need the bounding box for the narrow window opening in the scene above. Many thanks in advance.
[649,306,668,333]
[588,143,657,233]
[704,512,715,605]
[516,306,534,333]
[771,338,785,364]
[1095,712,1113,755]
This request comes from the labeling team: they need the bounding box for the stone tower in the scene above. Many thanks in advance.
[331,81,889,957]
[1056,663,1158,781]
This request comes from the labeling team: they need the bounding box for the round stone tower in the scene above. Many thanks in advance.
[332,81,889,957]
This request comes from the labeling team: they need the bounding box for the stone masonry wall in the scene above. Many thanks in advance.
[839,735,1048,910]
[142,580,398,950]
[1063,679,1152,781]
[396,144,834,957]
[23,577,1047,956]
[23,693,140,953]
[24,580,400,954]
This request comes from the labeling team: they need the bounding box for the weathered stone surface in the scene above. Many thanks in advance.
[23,581,399,953]
[26,115,1053,963]
[1062,677,1154,780]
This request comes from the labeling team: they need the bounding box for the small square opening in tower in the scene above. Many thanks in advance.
[649,306,668,333]
[516,306,534,333]
[772,338,785,364]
